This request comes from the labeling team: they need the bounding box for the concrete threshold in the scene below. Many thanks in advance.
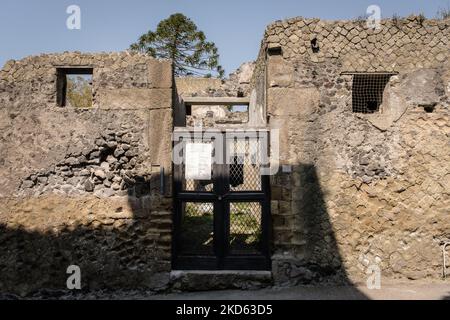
[169,270,273,291]
[171,270,271,276]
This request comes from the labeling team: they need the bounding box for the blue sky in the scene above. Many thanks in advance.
[0,0,448,75]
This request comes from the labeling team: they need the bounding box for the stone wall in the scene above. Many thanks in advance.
[0,52,173,295]
[260,16,450,284]
[264,15,449,72]
[175,62,255,99]
[174,63,256,127]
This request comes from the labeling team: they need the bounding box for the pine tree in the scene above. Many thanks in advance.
[130,13,224,78]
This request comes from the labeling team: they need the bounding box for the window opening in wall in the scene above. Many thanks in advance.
[186,104,249,127]
[267,46,282,56]
[185,105,192,116]
[311,38,320,53]
[57,68,93,108]
[352,73,392,113]
[421,103,436,113]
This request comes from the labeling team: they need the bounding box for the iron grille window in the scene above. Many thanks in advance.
[352,74,392,113]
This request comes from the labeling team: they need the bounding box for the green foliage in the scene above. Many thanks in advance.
[230,203,262,247]
[130,13,224,78]
[66,75,92,108]
[182,202,261,250]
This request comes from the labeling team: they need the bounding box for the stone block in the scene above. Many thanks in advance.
[268,55,294,87]
[175,77,222,96]
[147,60,172,89]
[267,87,320,116]
[147,108,173,174]
[271,185,283,200]
[98,88,172,110]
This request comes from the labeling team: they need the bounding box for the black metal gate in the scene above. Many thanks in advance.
[172,130,271,270]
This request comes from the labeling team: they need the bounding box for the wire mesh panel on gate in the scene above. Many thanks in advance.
[179,202,214,254]
[228,138,262,191]
[229,202,262,254]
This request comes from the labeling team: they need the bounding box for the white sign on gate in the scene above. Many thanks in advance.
[185,143,212,180]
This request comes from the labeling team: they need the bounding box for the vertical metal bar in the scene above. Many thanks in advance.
[263,132,272,267]
[171,141,178,268]
[222,134,230,261]
[213,132,226,269]
[172,138,183,268]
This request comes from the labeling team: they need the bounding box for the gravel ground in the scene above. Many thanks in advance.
[1,282,449,300]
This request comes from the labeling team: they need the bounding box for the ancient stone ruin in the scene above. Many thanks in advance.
[0,16,449,295]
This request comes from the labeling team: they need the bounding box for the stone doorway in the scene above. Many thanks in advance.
[172,130,271,270]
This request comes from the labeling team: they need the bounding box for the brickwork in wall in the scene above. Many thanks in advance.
[0,52,173,295]
[257,16,450,285]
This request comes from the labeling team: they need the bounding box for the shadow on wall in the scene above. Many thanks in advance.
[273,163,368,299]
[0,173,172,297]
[0,167,369,299]
[0,165,369,299]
